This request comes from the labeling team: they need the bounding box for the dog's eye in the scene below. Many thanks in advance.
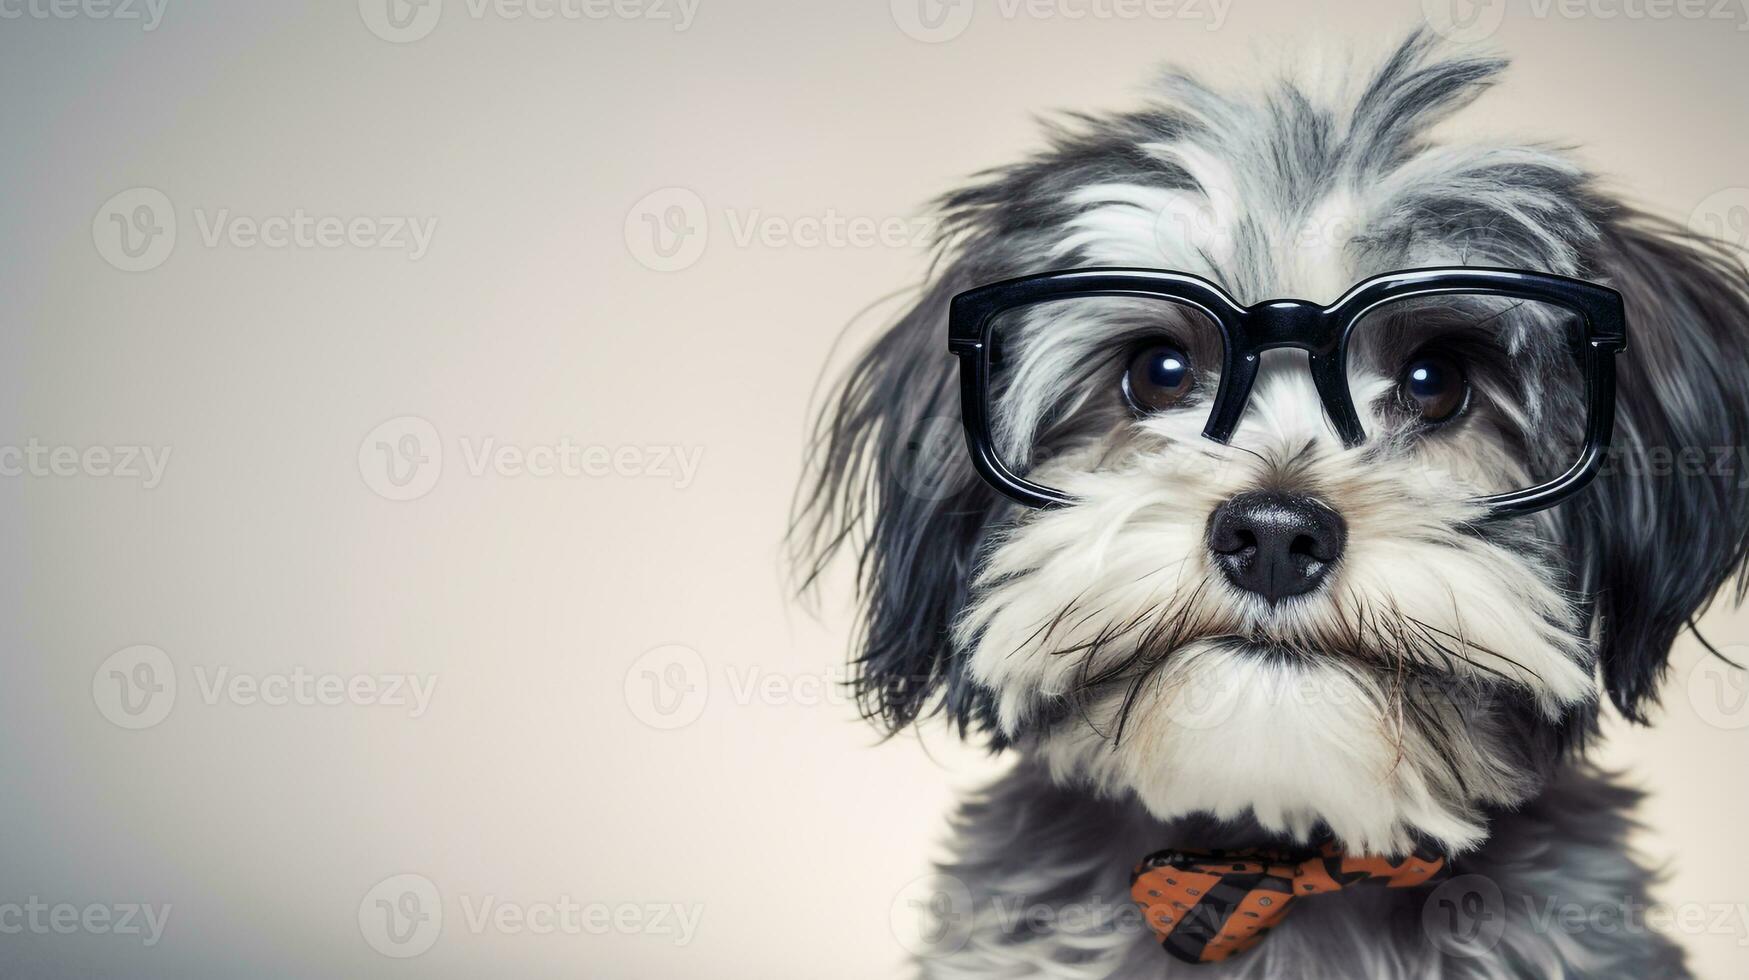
[1399,352,1468,424]
[1123,343,1195,413]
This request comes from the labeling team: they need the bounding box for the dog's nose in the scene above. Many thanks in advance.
[1207,491,1346,604]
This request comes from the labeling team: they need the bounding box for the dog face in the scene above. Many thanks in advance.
[957,291,1596,854]
[795,33,1749,856]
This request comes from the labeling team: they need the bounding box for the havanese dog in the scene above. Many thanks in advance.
[794,30,1749,979]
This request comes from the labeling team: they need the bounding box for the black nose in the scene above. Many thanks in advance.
[1207,491,1347,604]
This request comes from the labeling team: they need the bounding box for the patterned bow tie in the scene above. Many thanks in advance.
[1130,842,1448,964]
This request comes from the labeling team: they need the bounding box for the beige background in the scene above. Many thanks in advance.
[1,0,1747,976]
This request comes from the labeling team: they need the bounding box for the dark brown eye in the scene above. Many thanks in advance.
[1400,352,1468,424]
[1123,343,1195,413]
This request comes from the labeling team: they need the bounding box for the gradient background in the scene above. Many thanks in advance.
[2,0,1747,976]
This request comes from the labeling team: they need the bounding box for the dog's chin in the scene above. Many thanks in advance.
[1027,639,1533,856]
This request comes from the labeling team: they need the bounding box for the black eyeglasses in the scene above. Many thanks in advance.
[947,267,1627,518]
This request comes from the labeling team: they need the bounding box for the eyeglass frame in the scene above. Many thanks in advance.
[946,266,1628,519]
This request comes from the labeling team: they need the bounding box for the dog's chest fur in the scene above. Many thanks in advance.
[920,761,1687,980]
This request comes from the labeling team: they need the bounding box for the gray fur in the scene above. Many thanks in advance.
[793,30,1749,979]
[919,760,1686,979]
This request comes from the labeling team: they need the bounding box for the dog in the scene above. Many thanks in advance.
[794,31,1749,979]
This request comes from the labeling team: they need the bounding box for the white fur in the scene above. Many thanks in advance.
[959,316,1592,854]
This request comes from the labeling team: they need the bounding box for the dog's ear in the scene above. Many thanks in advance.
[790,272,1003,736]
[1578,212,1749,722]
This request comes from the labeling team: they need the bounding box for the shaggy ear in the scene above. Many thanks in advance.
[790,272,1003,736]
[1580,211,1749,722]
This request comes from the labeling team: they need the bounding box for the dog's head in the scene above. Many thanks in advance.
[795,33,1749,855]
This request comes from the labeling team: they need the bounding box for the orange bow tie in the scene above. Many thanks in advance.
[1130,842,1448,964]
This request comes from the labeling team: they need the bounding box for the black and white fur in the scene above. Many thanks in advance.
[795,32,1749,979]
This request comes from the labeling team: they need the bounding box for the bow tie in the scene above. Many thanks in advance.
[1130,842,1448,964]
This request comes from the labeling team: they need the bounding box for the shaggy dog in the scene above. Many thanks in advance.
[796,31,1749,979]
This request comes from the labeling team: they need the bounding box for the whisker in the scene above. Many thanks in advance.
[1406,616,1544,685]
